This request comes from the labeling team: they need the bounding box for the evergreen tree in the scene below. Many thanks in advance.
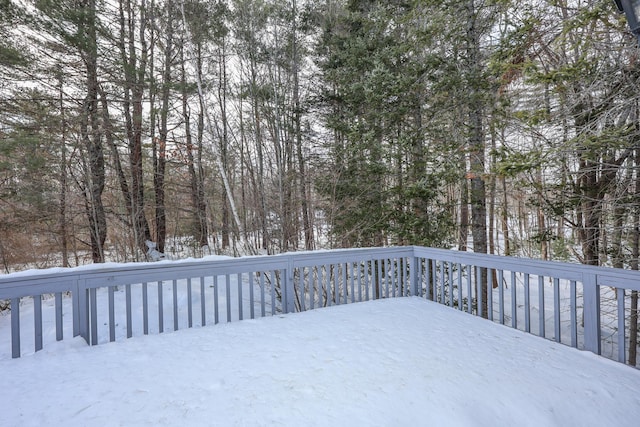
[316,0,454,248]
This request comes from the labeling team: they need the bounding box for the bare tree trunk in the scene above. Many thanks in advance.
[154,0,172,254]
[181,43,209,250]
[57,69,69,267]
[465,0,488,317]
[119,0,152,257]
[82,0,106,263]
[252,61,269,251]
[217,39,231,250]
[195,44,210,249]
[292,0,313,251]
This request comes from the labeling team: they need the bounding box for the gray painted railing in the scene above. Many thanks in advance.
[1,246,640,365]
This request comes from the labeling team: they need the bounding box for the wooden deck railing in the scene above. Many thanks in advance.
[2,246,640,366]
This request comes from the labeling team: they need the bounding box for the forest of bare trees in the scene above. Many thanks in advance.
[1,0,639,297]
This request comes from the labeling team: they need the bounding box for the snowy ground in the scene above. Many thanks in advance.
[2,297,639,426]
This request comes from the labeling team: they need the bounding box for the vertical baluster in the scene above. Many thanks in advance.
[200,277,206,326]
[365,260,370,301]
[476,266,483,317]
[399,258,405,297]
[466,265,472,314]
[397,259,401,297]
[448,262,454,307]
[321,265,326,306]
[317,266,322,308]
[173,279,179,331]
[425,259,431,300]
[270,271,276,315]
[404,257,409,296]
[538,275,545,338]
[158,281,164,333]
[225,274,231,322]
[260,272,266,316]
[108,286,115,342]
[570,280,577,347]
[406,258,412,297]
[237,273,243,321]
[377,259,384,299]
[487,269,493,321]
[319,265,326,307]
[214,276,220,324]
[511,271,517,329]
[440,261,445,305]
[372,259,379,299]
[553,278,560,343]
[250,271,256,318]
[187,278,193,328]
[457,264,464,311]
[498,270,504,324]
[142,282,149,335]
[333,265,339,306]
[412,258,418,298]
[617,289,626,363]
[396,258,401,297]
[393,259,398,297]
[524,274,530,333]
[34,295,43,351]
[432,259,438,302]
[357,262,363,302]
[389,259,395,298]
[350,262,355,303]
[343,264,349,304]
[419,259,425,298]
[385,259,390,298]
[126,284,132,338]
[55,292,63,341]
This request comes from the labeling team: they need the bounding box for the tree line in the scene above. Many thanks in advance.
[0,0,639,274]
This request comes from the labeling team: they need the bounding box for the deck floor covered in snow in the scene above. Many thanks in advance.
[2,297,640,426]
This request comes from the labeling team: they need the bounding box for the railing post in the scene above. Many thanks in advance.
[75,278,91,346]
[582,273,601,355]
[11,298,20,358]
[284,255,296,314]
[410,250,419,297]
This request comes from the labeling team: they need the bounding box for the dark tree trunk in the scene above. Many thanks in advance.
[82,0,107,263]
[180,43,209,250]
[465,0,488,317]
[58,70,69,267]
[118,0,152,258]
[154,1,172,254]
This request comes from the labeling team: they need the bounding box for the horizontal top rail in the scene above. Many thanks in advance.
[413,247,640,292]
[0,247,415,296]
[3,246,640,297]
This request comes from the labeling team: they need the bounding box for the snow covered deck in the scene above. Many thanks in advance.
[3,297,640,426]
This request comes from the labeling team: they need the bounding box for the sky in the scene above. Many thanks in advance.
[2,297,640,426]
